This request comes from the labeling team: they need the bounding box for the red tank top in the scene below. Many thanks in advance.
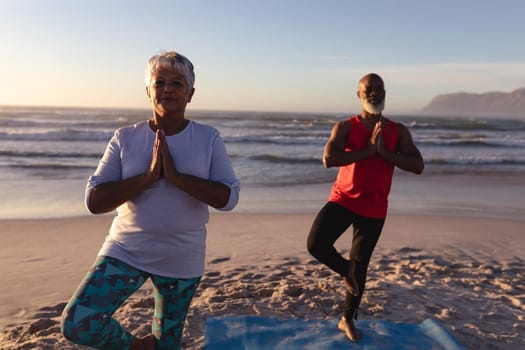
[328,115,398,218]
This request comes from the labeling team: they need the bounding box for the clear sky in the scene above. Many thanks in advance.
[1,0,524,114]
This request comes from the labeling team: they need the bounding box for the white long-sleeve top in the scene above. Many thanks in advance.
[85,120,240,278]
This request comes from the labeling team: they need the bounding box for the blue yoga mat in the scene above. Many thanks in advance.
[204,316,465,350]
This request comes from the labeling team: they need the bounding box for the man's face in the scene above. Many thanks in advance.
[358,77,385,115]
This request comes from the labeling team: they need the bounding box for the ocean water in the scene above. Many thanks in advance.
[1,106,524,219]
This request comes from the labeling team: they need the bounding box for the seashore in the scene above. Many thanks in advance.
[0,211,524,349]
[0,171,524,349]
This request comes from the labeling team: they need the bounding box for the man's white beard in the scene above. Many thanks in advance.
[361,98,385,115]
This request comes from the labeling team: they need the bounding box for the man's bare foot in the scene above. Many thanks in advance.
[343,259,359,296]
[338,316,359,342]
[130,334,156,350]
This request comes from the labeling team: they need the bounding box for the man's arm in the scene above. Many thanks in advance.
[377,123,424,174]
[323,120,374,168]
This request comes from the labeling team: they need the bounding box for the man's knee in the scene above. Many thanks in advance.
[306,234,325,258]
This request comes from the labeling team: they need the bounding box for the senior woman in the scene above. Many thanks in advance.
[61,51,240,350]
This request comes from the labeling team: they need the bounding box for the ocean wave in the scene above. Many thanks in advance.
[0,150,102,159]
[5,163,97,170]
[2,107,525,185]
[223,135,326,146]
[189,110,339,125]
[0,118,123,129]
[426,157,525,166]
[247,154,321,165]
[417,139,523,148]
[0,129,112,142]
[406,117,525,131]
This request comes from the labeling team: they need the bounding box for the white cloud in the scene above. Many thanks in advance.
[382,62,525,92]
[324,62,525,111]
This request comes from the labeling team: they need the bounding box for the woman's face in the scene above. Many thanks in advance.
[146,68,194,117]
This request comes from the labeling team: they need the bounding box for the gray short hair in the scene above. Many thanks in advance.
[145,51,195,89]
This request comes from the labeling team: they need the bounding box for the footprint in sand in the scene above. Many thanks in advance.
[32,303,66,318]
[209,257,231,264]
[24,318,57,336]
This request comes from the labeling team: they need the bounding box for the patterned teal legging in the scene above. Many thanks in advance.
[61,256,201,350]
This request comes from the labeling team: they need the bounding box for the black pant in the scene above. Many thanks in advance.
[307,202,384,320]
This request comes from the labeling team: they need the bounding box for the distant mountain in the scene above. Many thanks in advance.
[421,87,525,118]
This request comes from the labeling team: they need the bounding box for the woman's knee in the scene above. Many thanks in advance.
[61,304,84,344]
[60,303,104,346]
[61,306,81,343]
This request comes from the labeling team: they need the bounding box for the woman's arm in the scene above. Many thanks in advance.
[160,130,239,210]
[87,174,155,214]
[166,172,232,209]
[87,130,162,214]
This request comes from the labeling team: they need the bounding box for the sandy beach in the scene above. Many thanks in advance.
[1,210,524,349]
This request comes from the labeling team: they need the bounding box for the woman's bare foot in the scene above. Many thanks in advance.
[130,334,156,350]
[343,259,359,296]
[338,316,360,342]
